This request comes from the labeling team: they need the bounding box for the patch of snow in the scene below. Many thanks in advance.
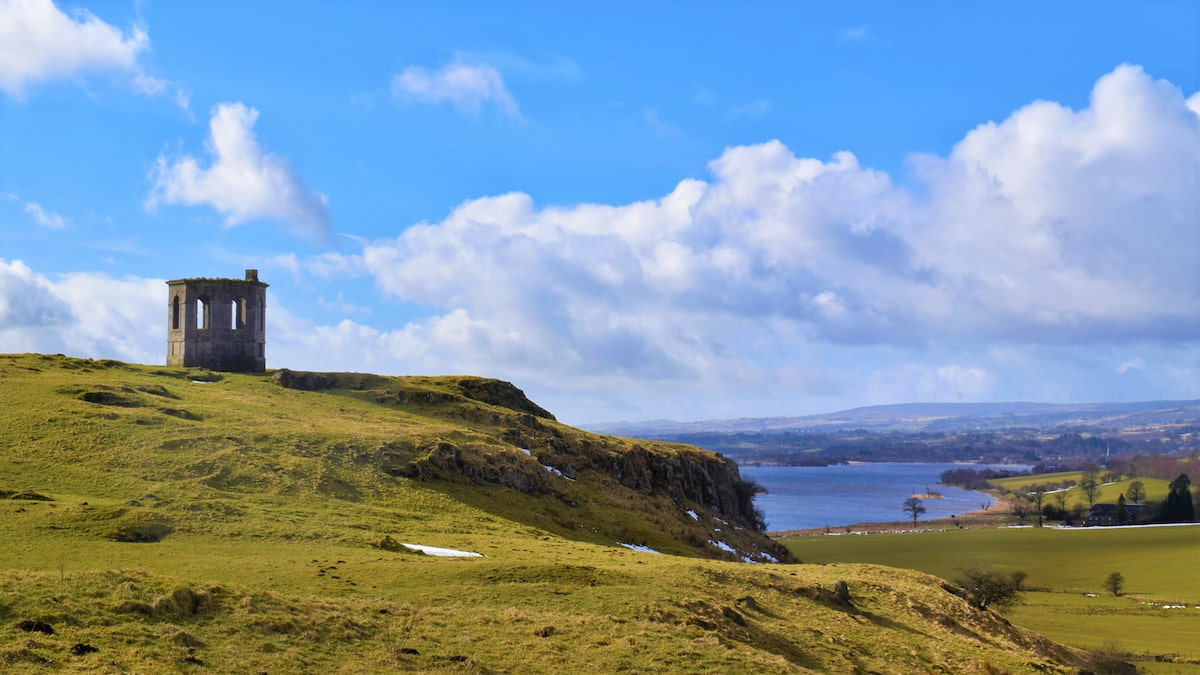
[709,540,736,553]
[741,556,756,563]
[401,544,483,557]
[619,543,660,554]
[1085,593,1098,597]
[519,448,531,455]
[542,465,575,481]
[686,509,699,520]
[760,553,779,564]
[190,380,212,384]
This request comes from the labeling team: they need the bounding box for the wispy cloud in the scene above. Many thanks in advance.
[23,201,67,229]
[728,99,772,121]
[318,292,372,315]
[643,108,683,139]
[146,102,332,243]
[3,192,68,228]
[841,25,875,41]
[457,51,582,83]
[391,59,521,119]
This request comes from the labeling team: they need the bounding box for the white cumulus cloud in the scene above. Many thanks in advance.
[0,259,162,363]
[391,60,520,119]
[147,102,332,243]
[312,64,1196,418]
[0,0,167,97]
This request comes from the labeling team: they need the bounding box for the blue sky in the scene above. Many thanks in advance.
[1,0,1197,425]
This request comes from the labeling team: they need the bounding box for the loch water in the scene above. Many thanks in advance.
[738,463,1026,532]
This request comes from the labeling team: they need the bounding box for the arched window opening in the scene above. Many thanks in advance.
[196,297,209,330]
[171,295,180,331]
[231,299,244,330]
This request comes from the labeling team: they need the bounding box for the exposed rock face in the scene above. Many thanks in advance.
[584,443,764,531]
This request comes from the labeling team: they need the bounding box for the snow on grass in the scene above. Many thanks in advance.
[401,544,483,557]
[1049,522,1200,530]
[619,543,661,554]
[709,540,735,553]
[519,448,531,455]
[686,509,699,520]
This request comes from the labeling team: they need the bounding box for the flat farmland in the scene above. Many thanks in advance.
[780,524,1200,664]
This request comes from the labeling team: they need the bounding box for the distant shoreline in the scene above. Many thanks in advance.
[769,496,1002,537]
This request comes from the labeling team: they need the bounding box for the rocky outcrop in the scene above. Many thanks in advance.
[583,443,765,531]
[270,369,340,391]
[449,377,556,420]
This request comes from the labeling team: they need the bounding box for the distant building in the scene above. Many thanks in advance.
[166,270,268,372]
[1084,503,1144,526]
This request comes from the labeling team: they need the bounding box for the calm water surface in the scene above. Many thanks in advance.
[738,463,1026,532]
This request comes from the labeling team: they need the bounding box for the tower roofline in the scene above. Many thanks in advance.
[167,269,268,287]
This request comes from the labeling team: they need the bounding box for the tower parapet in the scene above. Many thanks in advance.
[166,270,268,372]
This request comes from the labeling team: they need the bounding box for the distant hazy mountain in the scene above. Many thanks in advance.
[586,400,1200,437]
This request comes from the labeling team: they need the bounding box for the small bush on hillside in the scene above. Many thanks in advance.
[377,535,405,552]
[955,567,1024,611]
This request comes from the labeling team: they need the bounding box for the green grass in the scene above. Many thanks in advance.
[0,353,1130,672]
[780,525,1200,665]
[1007,593,1200,657]
[784,526,1199,600]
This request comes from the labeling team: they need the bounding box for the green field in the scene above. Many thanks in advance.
[991,471,1173,509]
[781,525,1200,665]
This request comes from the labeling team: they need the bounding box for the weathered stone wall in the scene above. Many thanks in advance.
[166,270,268,372]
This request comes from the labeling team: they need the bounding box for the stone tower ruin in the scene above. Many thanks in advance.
[166,270,268,372]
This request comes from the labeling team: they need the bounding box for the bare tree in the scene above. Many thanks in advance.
[903,497,926,526]
[1027,486,1048,526]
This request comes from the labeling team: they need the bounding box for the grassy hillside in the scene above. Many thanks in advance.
[0,353,1110,672]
